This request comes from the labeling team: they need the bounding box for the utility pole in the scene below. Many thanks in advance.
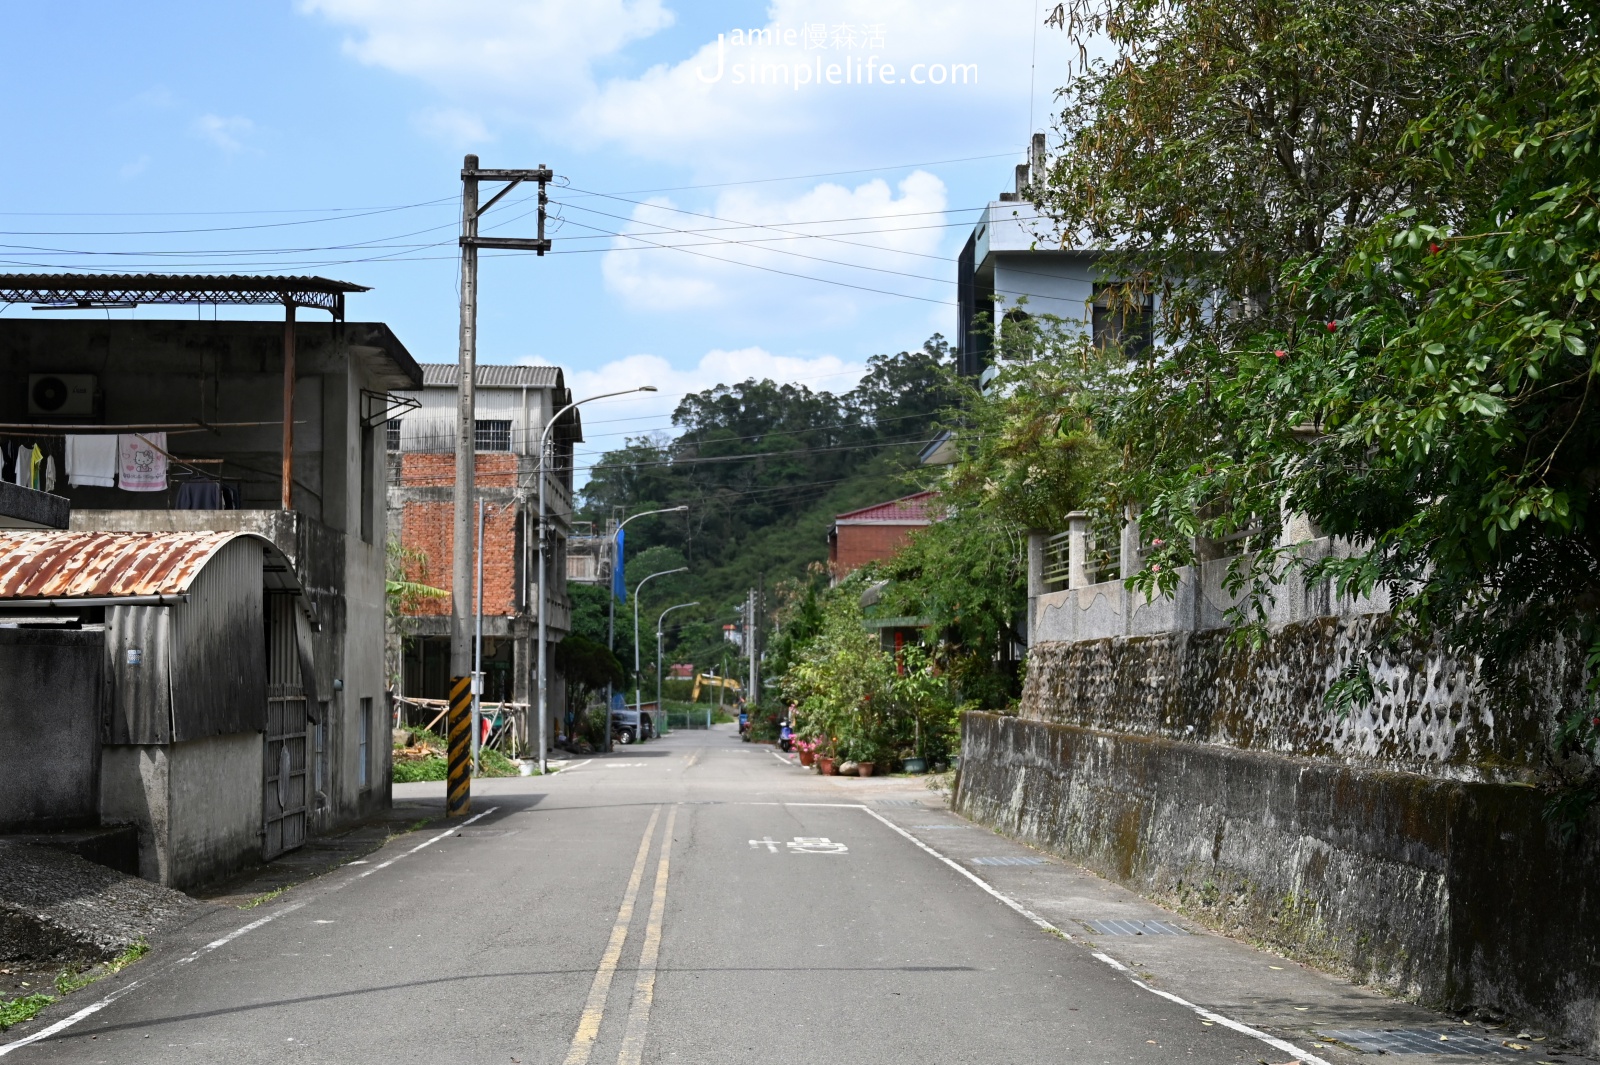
[746,588,759,706]
[450,154,551,817]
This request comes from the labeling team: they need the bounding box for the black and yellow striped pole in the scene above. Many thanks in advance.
[447,675,473,817]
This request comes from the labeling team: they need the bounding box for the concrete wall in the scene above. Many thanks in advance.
[0,628,103,831]
[100,733,264,890]
[957,712,1600,1053]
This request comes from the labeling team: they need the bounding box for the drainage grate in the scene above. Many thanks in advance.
[875,799,923,807]
[970,856,1047,866]
[1320,1030,1523,1056]
[1081,919,1187,936]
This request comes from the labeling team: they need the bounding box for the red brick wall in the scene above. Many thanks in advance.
[831,522,926,577]
[396,451,522,617]
[400,451,518,488]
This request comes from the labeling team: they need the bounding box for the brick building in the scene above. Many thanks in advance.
[826,491,940,579]
[385,363,580,754]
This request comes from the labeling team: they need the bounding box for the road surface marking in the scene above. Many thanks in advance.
[749,837,780,852]
[562,805,662,1065]
[787,837,847,854]
[0,808,498,1057]
[854,805,1331,1065]
[616,805,678,1065]
[769,750,795,766]
[357,806,499,878]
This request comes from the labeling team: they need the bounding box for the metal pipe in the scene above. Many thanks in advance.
[473,498,485,776]
[281,300,295,510]
[538,386,656,773]
[0,593,189,608]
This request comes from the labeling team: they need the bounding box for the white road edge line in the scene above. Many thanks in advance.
[769,750,796,766]
[0,806,500,1056]
[851,804,1332,1065]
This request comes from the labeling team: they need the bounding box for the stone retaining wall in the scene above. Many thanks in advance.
[956,712,1600,1052]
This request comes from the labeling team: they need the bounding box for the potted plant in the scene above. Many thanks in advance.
[818,749,838,775]
[795,738,817,767]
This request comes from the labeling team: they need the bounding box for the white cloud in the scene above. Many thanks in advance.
[520,347,867,467]
[300,0,1080,169]
[414,105,494,146]
[193,114,255,153]
[595,170,950,321]
[575,0,1078,167]
[299,0,673,97]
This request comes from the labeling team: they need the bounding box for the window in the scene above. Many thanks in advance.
[386,419,402,451]
[358,697,372,789]
[474,419,512,452]
[1092,283,1153,358]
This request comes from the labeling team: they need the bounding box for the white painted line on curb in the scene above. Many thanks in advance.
[854,805,1333,1065]
[0,807,501,1056]
[357,806,498,877]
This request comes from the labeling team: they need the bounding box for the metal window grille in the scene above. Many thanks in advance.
[475,419,512,452]
[386,419,402,451]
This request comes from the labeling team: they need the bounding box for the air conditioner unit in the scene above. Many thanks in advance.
[27,374,97,418]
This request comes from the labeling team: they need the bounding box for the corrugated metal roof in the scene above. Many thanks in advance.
[418,363,563,389]
[834,491,941,525]
[0,531,260,599]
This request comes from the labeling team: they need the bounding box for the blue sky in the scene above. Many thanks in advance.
[0,1,1077,457]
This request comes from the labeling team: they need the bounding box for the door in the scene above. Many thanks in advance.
[263,592,309,859]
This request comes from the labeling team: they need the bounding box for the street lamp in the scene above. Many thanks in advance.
[536,385,656,775]
[633,567,687,725]
[656,601,699,728]
[606,505,688,749]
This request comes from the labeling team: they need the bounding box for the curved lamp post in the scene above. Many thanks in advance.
[656,601,699,729]
[606,505,688,750]
[632,567,687,722]
[536,385,656,774]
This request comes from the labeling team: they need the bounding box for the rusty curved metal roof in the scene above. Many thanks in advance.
[0,530,262,599]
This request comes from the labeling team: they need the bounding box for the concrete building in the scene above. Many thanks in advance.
[955,134,1151,380]
[0,274,421,888]
[385,363,580,755]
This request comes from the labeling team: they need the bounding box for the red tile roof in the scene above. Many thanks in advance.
[833,491,941,525]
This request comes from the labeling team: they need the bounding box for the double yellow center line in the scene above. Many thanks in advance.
[562,804,679,1065]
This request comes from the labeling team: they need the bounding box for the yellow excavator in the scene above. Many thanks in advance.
[689,673,743,702]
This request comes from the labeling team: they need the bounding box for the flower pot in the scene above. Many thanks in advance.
[857,761,876,777]
[818,757,837,776]
[798,750,815,767]
[903,757,927,774]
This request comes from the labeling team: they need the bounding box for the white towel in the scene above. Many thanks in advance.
[117,433,167,492]
[65,434,118,487]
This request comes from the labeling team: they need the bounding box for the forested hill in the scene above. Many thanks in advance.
[573,336,954,664]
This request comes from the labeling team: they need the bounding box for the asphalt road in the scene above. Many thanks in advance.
[3,728,1322,1064]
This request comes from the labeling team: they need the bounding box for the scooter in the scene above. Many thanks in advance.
[778,723,794,752]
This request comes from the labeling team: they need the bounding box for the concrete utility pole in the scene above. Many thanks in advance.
[536,387,656,774]
[449,154,552,817]
[746,588,759,706]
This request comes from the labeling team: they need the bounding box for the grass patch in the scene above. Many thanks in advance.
[1,939,153,1030]
[392,744,522,783]
[240,885,290,910]
[0,993,54,1032]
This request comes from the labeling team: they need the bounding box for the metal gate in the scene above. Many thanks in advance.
[264,592,309,859]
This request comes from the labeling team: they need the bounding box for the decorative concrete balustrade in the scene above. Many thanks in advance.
[1026,514,1390,646]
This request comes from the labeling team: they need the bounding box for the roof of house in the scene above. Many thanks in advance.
[833,491,941,525]
[0,530,299,600]
[418,363,564,389]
